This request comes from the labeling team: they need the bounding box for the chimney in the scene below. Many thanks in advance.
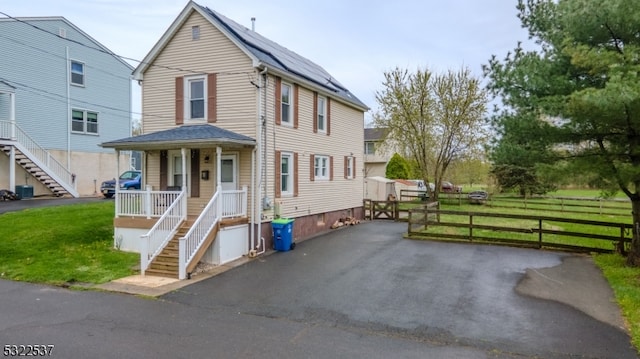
[251,17,256,31]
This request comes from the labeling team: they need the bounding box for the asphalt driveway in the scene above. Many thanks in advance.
[163,221,637,359]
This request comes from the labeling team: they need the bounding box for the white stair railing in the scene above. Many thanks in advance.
[179,189,221,280]
[221,186,247,218]
[117,188,181,218]
[140,189,187,275]
[0,120,78,197]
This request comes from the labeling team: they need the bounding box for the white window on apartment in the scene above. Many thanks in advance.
[364,141,376,155]
[186,76,206,120]
[281,82,292,125]
[281,152,293,196]
[346,156,354,179]
[314,155,329,180]
[70,61,85,86]
[317,96,326,132]
[192,25,200,40]
[71,109,98,134]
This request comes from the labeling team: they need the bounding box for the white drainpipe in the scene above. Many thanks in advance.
[255,66,268,255]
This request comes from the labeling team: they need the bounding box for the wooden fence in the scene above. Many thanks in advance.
[364,199,439,221]
[407,208,632,254]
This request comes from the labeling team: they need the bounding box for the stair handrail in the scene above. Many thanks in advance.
[140,189,187,275]
[0,121,77,197]
[178,189,221,280]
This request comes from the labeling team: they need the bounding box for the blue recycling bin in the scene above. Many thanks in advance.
[272,218,295,251]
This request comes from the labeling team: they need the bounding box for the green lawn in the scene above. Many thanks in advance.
[0,201,138,286]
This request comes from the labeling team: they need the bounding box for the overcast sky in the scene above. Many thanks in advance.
[2,0,532,123]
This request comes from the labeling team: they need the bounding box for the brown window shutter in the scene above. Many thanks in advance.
[313,92,318,133]
[294,152,299,197]
[353,157,356,178]
[275,150,281,198]
[310,154,315,182]
[207,73,217,123]
[160,150,168,190]
[344,156,348,179]
[330,156,334,181]
[293,84,299,129]
[326,97,331,135]
[275,77,282,126]
[190,149,200,197]
[175,77,184,125]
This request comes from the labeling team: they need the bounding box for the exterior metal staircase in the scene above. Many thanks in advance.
[0,121,78,197]
[1,144,71,197]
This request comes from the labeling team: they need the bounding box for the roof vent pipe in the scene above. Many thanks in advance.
[251,17,255,31]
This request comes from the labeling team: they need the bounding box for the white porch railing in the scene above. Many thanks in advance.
[221,186,248,218]
[0,120,78,197]
[140,190,187,275]
[179,190,220,280]
[116,188,182,218]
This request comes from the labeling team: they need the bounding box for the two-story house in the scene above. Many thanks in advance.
[0,17,133,197]
[101,1,368,279]
[364,127,393,178]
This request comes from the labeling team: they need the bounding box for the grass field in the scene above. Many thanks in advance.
[0,201,138,286]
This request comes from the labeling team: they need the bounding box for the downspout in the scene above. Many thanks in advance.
[9,91,15,191]
[249,147,256,257]
[256,66,268,255]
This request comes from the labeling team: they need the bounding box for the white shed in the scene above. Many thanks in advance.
[364,176,396,201]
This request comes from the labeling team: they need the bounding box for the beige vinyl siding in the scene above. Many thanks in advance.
[263,75,365,221]
[141,12,257,138]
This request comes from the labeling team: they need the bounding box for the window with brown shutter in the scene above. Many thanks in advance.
[207,73,217,123]
[344,156,348,179]
[160,150,168,190]
[329,156,334,181]
[309,154,315,181]
[294,152,299,197]
[190,149,200,197]
[313,92,318,133]
[293,84,299,129]
[326,98,331,135]
[275,150,281,198]
[175,77,184,125]
[275,77,282,125]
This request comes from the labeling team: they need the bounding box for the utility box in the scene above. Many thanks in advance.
[14,185,33,199]
[272,218,295,251]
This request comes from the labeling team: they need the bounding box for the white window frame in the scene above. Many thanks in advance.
[281,82,293,126]
[280,152,294,196]
[70,60,85,86]
[346,156,354,179]
[71,108,98,135]
[317,96,326,133]
[184,75,207,121]
[192,25,200,40]
[314,155,329,180]
[364,141,376,155]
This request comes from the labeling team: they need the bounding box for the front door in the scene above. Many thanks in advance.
[220,154,237,191]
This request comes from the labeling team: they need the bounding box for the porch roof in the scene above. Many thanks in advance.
[100,124,256,150]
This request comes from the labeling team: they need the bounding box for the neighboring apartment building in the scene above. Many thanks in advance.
[0,17,133,197]
[101,1,368,278]
[364,127,393,178]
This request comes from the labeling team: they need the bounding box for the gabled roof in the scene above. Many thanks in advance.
[0,17,134,71]
[100,124,255,150]
[365,128,387,141]
[133,1,367,111]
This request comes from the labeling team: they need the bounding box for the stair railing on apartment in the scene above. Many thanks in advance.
[178,189,221,280]
[0,121,77,196]
[140,189,187,275]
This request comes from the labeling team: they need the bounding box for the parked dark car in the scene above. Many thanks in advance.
[100,170,142,198]
[441,181,462,193]
[468,190,489,204]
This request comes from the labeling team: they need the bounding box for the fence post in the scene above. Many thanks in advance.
[469,214,473,242]
[140,235,148,276]
[408,209,412,234]
[619,225,626,254]
[538,219,543,249]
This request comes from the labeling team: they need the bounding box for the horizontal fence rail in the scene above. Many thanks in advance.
[407,208,632,254]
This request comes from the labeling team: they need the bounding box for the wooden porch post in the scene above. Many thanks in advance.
[216,146,222,215]
[181,148,187,192]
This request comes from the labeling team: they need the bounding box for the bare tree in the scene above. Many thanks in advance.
[374,66,487,200]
